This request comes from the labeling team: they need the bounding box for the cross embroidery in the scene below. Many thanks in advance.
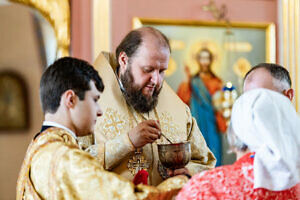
[105,114,123,133]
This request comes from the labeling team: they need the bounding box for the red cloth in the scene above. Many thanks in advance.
[133,169,148,185]
[177,82,191,105]
[176,152,300,200]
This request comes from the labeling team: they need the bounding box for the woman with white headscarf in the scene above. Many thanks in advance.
[176,88,300,199]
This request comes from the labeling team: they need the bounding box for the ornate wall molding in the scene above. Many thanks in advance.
[279,0,299,111]
[9,0,70,58]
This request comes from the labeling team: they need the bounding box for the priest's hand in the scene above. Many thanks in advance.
[167,168,191,178]
[128,120,161,148]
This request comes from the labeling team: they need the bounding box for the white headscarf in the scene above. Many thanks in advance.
[231,88,300,191]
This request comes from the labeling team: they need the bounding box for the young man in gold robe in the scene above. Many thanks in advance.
[93,27,216,186]
[16,57,187,200]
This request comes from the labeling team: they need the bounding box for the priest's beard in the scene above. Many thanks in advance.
[120,67,162,113]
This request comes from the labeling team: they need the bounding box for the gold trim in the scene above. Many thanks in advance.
[266,23,276,63]
[133,17,273,29]
[294,0,299,112]
[283,0,289,72]
[288,0,294,92]
[9,0,70,58]
[133,17,276,63]
[282,0,299,112]
[93,0,111,60]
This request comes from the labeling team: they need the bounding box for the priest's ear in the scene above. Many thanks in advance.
[63,90,78,109]
[118,51,129,74]
[283,88,294,101]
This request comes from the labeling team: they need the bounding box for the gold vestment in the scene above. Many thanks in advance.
[16,127,188,200]
[93,52,216,186]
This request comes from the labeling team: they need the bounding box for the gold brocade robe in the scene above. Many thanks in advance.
[16,127,188,200]
[93,52,216,186]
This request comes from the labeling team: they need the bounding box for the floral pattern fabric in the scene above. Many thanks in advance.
[176,152,300,200]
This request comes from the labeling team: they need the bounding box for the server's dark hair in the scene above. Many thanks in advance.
[40,57,104,114]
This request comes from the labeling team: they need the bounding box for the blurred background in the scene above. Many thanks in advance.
[0,0,299,199]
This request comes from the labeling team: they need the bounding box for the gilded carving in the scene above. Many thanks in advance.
[9,0,70,57]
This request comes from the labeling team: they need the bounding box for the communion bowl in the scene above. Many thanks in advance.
[157,141,191,170]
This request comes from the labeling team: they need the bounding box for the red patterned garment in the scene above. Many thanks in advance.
[176,152,300,200]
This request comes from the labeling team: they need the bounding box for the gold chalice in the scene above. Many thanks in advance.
[157,141,191,170]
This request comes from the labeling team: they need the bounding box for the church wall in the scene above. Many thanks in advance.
[0,5,43,200]
[0,1,277,199]
[111,0,277,51]
[70,0,93,63]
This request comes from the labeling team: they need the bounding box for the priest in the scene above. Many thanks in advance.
[93,27,216,185]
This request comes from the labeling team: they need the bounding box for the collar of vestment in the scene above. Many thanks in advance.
[43,121,77,139]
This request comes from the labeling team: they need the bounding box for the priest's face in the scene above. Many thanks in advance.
[71,81,102,136]
[119,38,169,113]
